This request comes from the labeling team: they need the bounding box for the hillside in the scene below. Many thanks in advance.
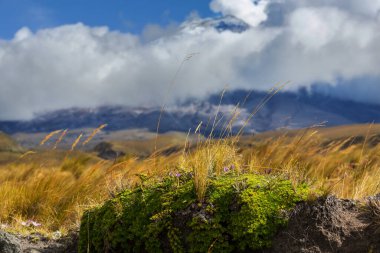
[0,132,23,164]
[2,90,380,136]
[240,123,380,145]
[0,131,22,152]
[10,123,380,162]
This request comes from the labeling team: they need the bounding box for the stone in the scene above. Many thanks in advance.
[0,231,22,253]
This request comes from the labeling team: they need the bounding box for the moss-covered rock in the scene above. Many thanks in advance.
[79,174,308,253]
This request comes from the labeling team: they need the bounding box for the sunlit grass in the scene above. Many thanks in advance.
[0,158,107,234]
[1,96,380,236]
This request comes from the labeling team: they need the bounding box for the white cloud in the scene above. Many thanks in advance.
[1,0,380,120]
[210,0,269,26]
[288,7,376,50]
[142,22,179,42]
[13,27,33,42]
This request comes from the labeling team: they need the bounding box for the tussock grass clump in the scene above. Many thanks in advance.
[0,160,107,234]
[239,127,380,199]
[179,139,241,202]
[0,149,177,235]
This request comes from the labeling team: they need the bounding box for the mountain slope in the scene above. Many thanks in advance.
[0,131,22,152]
[1,89,380,135]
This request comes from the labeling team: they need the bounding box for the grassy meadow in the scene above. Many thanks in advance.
[0,122,380,238]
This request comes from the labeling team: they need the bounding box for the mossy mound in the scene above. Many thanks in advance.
[79,174,308,252]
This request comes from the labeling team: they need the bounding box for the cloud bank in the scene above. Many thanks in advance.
[1,0,380,120]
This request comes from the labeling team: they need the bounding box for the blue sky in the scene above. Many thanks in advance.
[0,0,214,39]
[1,0,380,120]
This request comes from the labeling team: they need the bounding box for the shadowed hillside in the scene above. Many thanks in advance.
[0,132,23,164]
[3,90,380,136]
[0,132,22,152]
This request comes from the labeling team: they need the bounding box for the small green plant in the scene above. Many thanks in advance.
[79,173,308,252]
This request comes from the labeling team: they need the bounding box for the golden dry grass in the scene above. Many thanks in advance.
[238,125,380,199]
[110,132,197,158]
[1,124,380,236]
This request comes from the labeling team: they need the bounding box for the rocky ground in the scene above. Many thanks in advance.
[0,231,78,253]
[1,195,379,253]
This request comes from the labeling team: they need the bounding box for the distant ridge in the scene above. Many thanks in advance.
[1,89,380,135]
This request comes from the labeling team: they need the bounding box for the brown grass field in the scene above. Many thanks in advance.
[1,123,380,236]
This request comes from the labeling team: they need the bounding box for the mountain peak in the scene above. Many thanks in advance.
[182,15,250,34]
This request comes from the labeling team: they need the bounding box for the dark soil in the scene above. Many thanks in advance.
[267,195,380,253]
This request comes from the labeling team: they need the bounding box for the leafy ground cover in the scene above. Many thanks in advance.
[79,173,308,252]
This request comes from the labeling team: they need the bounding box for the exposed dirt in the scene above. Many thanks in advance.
[267,195,380,253]
[93,141,125,160]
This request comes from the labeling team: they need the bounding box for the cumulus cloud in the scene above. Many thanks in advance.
[210,0,269,26]
[1,0,380,120]
[276,0,380,17]
[141,22,179,42]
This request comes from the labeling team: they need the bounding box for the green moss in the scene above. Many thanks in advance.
[79,174,308,252]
